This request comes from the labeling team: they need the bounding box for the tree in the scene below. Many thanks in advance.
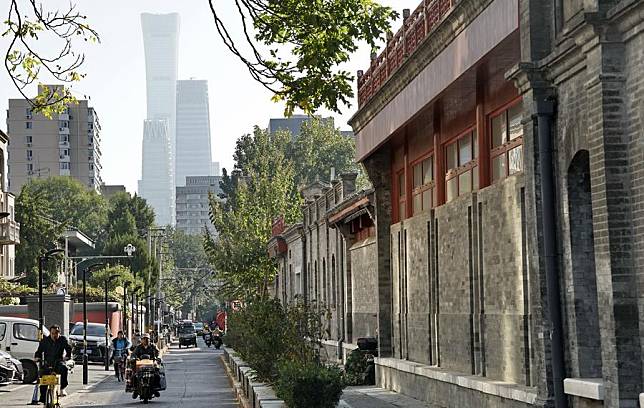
[208,0,397,115]
[102,192,155,245]
[206,127,301,300]
[19,177,107,240]
[3,1,99,117]
[285,119,359,187]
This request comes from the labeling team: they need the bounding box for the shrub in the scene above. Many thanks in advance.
[343,349,369,385]
[275,360,345,408]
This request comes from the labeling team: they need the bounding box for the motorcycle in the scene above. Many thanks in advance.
[212,334,222,350]
[129,354,166,404]
[204,332,212,348]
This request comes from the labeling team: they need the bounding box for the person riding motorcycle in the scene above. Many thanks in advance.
[111,331,131,380]
[34,324,72,402]
[211,326,223,348]
[129,333,162,399]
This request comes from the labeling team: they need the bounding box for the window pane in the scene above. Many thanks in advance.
[422,188,432,210]
[492,113,506,147]
[446,143,457,171]
[398,173,405,197]
[413,193,422,215]
[492,155,507,181]
[446,178,457,202]
[423,157,433,184]
[472,130,478,159]
[0,323,5,341]
[472,166,479,191]
[509,145,523,174]
[508,103,524,140]
[459,170,472,195]
[413,163,423,188]
[459,135,472,165]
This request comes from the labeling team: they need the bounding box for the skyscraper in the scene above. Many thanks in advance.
[176,80,212,186]
[139,13,180,226]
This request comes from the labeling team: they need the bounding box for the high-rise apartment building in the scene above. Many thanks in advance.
[139,13,180,226]
[268,114,334,137]
[176,80,212,186]
[176,176,222,235]
[6,87,103,193]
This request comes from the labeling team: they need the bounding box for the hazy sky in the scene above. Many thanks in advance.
[0,0,419,193]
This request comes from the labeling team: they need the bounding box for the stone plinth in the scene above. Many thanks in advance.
[26,294,72,336]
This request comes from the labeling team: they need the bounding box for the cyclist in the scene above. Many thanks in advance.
[111,331,131,380]
[34,324,72,402]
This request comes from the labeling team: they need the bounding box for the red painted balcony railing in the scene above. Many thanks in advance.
[357,0,455,107]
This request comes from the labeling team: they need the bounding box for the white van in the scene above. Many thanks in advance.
[0,317,50,383]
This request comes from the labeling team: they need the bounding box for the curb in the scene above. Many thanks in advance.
[220,353,248,408]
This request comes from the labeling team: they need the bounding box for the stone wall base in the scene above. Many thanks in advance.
[376,358,544,408]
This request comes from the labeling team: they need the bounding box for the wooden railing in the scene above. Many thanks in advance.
[357,0,455,107]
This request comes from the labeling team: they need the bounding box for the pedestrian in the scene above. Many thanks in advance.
[34,324,72,401]
[56,284,67,295]
[111,331,131,380]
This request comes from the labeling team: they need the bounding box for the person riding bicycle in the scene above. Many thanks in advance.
[111,331,131,380]
[34,324,72,402]
[130,333,162,398]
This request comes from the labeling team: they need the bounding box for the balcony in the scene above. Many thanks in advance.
[59,127,70,135]
[357,0,454,107]
[59,140,70,148]
[59,154,70,162]
[58,113,69,121]
[0,220,20,245]
[59,168,71,176]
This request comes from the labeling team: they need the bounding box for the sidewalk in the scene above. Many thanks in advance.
[340,386,431,408]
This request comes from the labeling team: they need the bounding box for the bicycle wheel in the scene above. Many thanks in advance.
[45,386,54,408]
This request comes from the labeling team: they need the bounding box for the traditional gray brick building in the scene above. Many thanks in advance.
[268,0,644,407]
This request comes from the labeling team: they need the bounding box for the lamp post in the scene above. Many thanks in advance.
[104,274,120,371]
[37,248,64,341]
[123,281,131,337]
[82,262,105,385]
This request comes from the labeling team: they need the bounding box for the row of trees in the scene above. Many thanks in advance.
[206,119,362,301]
[14,177,158,296]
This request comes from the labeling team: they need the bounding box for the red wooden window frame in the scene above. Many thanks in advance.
[396,170,406,222]
[444,127,478,202]
[411,154,435,215]
[490,99,524,182]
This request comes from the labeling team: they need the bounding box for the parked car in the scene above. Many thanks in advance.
[0,350,16,385]
[68,322,112,364]
[8,353,23,383]
[0,317,50,383]
[194,322,204,336]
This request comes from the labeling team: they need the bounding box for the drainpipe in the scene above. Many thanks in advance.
[536,97,567,408]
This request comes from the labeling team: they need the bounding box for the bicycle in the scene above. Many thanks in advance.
[39,364,62,408]
[113,349,128,382]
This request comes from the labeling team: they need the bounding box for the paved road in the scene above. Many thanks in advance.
[64,338,239,408]
[1,338,239,408]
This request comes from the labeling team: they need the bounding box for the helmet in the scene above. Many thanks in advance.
[141,333,151,339]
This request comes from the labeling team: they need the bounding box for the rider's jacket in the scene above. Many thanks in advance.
[112,337,131,353]
[35,335,72,366]
[132,343,159,360]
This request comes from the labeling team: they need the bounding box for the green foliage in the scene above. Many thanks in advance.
[285,119,359,187]
[206,127,301,300]
[3,1,99,116]
[343,349,370,386]
[100,233,157,293]
[88,265,134,290]
[67,284,120,303]
[0,278,36,305]
[226,298,329,383]
[209,0,397,115]
[275,360,345,408]
[104,192,155,240]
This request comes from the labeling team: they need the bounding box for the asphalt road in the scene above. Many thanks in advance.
[1,338,239,408]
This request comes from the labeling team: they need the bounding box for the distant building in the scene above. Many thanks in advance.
[176,176,222,235]
[176,80,213,186]
[0,130,19,279]
[6,86,103,193]
[211,162,220,177]
[100,184,127,198]
[268,115,334,138]
[139,12,180,226]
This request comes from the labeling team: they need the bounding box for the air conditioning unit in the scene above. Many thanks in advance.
[25,114,32,119]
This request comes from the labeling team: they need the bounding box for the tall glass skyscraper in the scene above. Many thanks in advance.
[138,13,179,226]
[176,80,213,186]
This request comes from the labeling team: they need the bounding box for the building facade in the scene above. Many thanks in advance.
[100,184,127,199]
[176,80,213,186]
[0,130,20,279]
[268,114,335,137]
[175,176,222,235]
[139,12,180,226]
[268,0,644,407]
[6,88,103,193]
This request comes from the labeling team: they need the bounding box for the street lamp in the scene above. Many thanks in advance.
[105,274,120,371]
[82,262,105,385]
[38,248,64,340]
[123,281,131,337]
